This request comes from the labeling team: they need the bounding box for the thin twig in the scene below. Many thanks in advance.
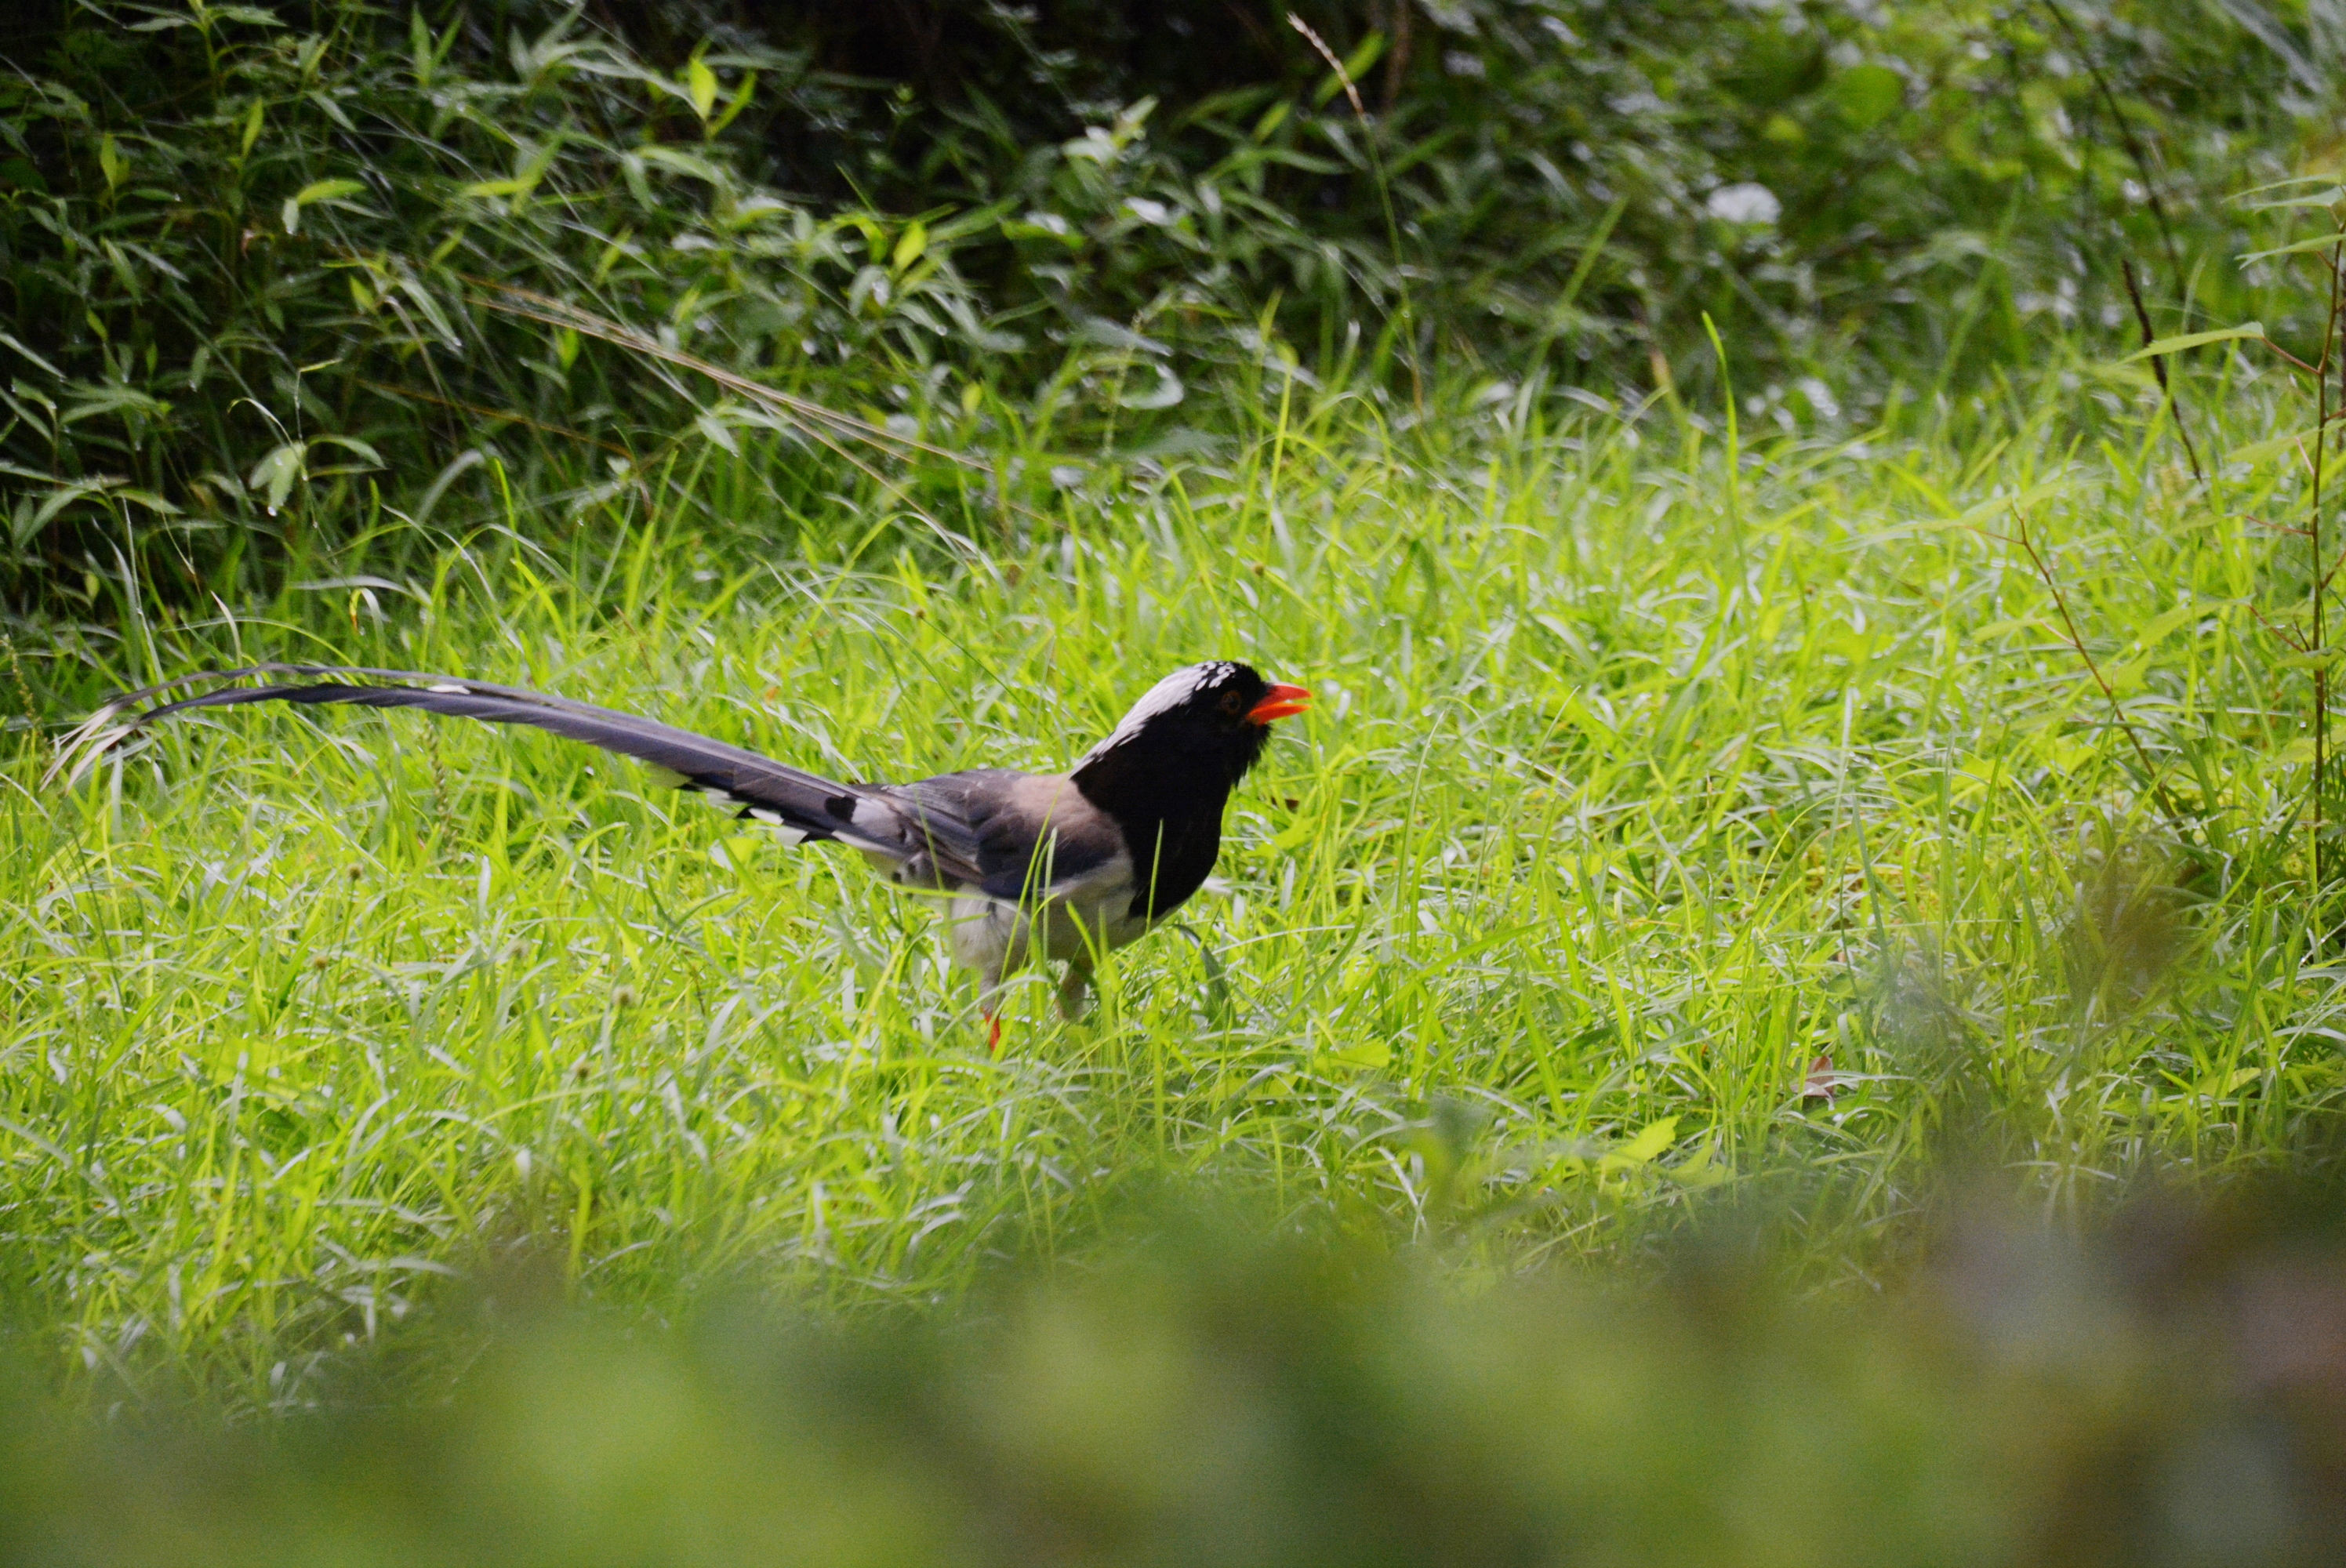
[2250,600,2310,650]
[1289,11,1423,410]
[358,378,635,462]
[2256,338,2324,378]
[1380,0,1413,112]
[470,282,982,469]
[2,631,39,760]
[467,281,1057,545]
[2040,0,2185,295]
[2122,260,2203,483]
[2001,511,2189,827]
[1291,11,1366,118]
[2313,241,2342,901]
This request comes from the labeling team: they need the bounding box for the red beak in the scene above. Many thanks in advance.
[1245,682,1313,725]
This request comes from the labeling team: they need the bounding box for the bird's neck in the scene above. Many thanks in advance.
[1070,745,1233,920]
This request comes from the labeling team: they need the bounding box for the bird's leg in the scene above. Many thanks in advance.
[1056,959,1095,1023]
[979,958,1008,1056]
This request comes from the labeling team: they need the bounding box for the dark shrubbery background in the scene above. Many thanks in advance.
[0,0,2331,604]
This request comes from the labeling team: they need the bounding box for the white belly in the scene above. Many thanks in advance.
[945,872,1151,985]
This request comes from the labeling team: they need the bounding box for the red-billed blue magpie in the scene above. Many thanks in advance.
[60,662,1313,1048]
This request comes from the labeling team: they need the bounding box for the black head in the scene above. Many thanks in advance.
[1071,662,1313,800]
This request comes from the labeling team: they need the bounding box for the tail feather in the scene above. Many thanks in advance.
[53,664,985,881]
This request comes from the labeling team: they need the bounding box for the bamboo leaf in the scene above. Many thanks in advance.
[2227,426,2324,466]
[310,435,384,468]
[709,72,757,138]
[248,442,305,511]
[25,480,112,539]
[2250,191,2346,210]
[0,330,63,379]
[2117,323,2265,363]
[892,220,927,271]
[2127,600,2224,651]
[1613,1117,1679,1165]
[2240,234,2346,262]
[292,177,366,207]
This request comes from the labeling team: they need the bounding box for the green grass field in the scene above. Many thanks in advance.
[6,354,2336,1423]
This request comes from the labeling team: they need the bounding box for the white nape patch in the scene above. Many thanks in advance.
[1078,661,1237,762]
[427,682,469,694]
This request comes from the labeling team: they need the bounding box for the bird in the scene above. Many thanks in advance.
[56,661,1313,1049]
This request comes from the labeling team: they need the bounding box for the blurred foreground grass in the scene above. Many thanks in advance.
[5,1181,2346,1566]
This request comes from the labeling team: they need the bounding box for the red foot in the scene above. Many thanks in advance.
[986,1013,1003,1055]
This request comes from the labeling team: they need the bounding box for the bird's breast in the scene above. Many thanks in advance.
[1115,811,1223,922]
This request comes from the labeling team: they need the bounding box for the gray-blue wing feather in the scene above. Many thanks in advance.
[882,770,1129,903]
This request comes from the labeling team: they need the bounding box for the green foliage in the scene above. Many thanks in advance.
[0,0,1010,596]
[808,0,2326,401]
[2,0,2338,604]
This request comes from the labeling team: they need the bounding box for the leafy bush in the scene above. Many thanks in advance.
[0,0,2334,605]
[757,0,2327,406]
[0,0,1008,601]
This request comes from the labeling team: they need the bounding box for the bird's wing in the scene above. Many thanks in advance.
[54,664,990,883]
[882,770,1133,905]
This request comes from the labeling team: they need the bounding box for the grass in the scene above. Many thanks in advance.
[2,349,2341,1417]
[14,1195,2312,1568]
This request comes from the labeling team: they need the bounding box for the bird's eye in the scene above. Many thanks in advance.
[1219,690,1246,716]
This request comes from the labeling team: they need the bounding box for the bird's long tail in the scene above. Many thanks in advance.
[50,663,901,855]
